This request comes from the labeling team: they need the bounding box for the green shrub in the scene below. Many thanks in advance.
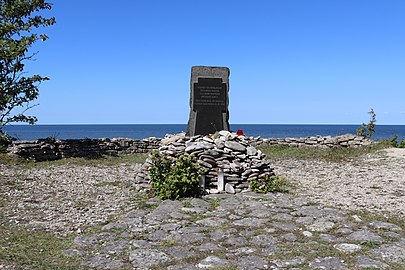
[148,151,205,200]
[399,139,405,148]
[379,135,405,148]
[249,175,286,193]
[389,135,399,147]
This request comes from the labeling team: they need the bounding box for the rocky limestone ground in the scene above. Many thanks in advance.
[271,148,405,219]
[0,148,404,269]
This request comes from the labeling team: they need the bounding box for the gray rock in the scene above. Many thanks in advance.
[129,249,169,267]
[197,256,229,268]
[104,239,130,254]
[272,256,305,268]
[302,231,313,237]
[233,247,256,255]
[309,256,347,269]
[164,247,195,260]
[369,221,402,231]
[248,208,273,218]
[145,230,170,241]
[306,220,336,232]
[233,218,267,228]
[225,183,236,194]
[242,169,252,176]
[355,255,389,269]
[271,222,298,231]
[236,255,269,269]
[196,217,228,227]
[250,234,278,247]
[190,198,210,208]
[73,232,115,248]
[197,242,221,252]
[185,142,213,153]
[197,160,213,169]
[293,206,346,221]
[224,237,249,247]
[131,239,154,248]
[347,230,383,243]
[219,130,231,137]
[318,234,339,242]
[102,222,128,231]
[209,229,237,241]
[214,138,225,149]
[147,200,183,221]
[272,213,294,221]
[168,264,199,270]
[281,233,297,242]
[335,227,353,234]
[246,146,258,156]
[225,141,246,152]
[179,226,210,234]
[334,243,361,252]
[372,242,405,263]
[85,254,125,269]
[384,231,402,239]
[168,232,207,245]
[203,149,220,157]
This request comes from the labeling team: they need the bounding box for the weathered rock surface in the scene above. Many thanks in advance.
[7,137,160,161]
[63,192,404,269]
[272,148,405,218]
[264,134,373,148]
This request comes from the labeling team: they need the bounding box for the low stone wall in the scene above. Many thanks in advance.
[6,134,373,162]
[261,134,373,148]
[7,137,161,161]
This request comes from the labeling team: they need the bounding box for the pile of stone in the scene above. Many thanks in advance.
[8,137,161,161]
[263,134,373,148]
[135,131,275,194]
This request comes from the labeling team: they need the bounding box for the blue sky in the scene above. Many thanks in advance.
[25,0,405,124]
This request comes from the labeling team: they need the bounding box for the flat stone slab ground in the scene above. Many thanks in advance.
[1,148,404,269]
[66,192,405,269]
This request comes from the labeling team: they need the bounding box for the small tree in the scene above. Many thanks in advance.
[356,109,376,139]
[0,0,55,134]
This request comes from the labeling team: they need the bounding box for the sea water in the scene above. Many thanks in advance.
[4,124,405,141]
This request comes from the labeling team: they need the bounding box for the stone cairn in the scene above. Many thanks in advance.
[135,131,274,194]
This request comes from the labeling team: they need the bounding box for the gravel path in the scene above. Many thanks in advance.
[1,148,404,269]
[272,148,405,219]
[1,163,143,235]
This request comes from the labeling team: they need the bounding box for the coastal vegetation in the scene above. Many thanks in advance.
[248,175,287,193]
[385,135,405,148]
[148,151,205,199]
[356,109,377,139]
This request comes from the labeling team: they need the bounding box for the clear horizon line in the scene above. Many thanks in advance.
[8,122,405,126]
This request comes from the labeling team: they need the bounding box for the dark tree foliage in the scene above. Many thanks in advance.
[0,0,55,132]
[356,109,376,139]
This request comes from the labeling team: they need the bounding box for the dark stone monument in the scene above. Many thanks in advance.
[187,66,230,136]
